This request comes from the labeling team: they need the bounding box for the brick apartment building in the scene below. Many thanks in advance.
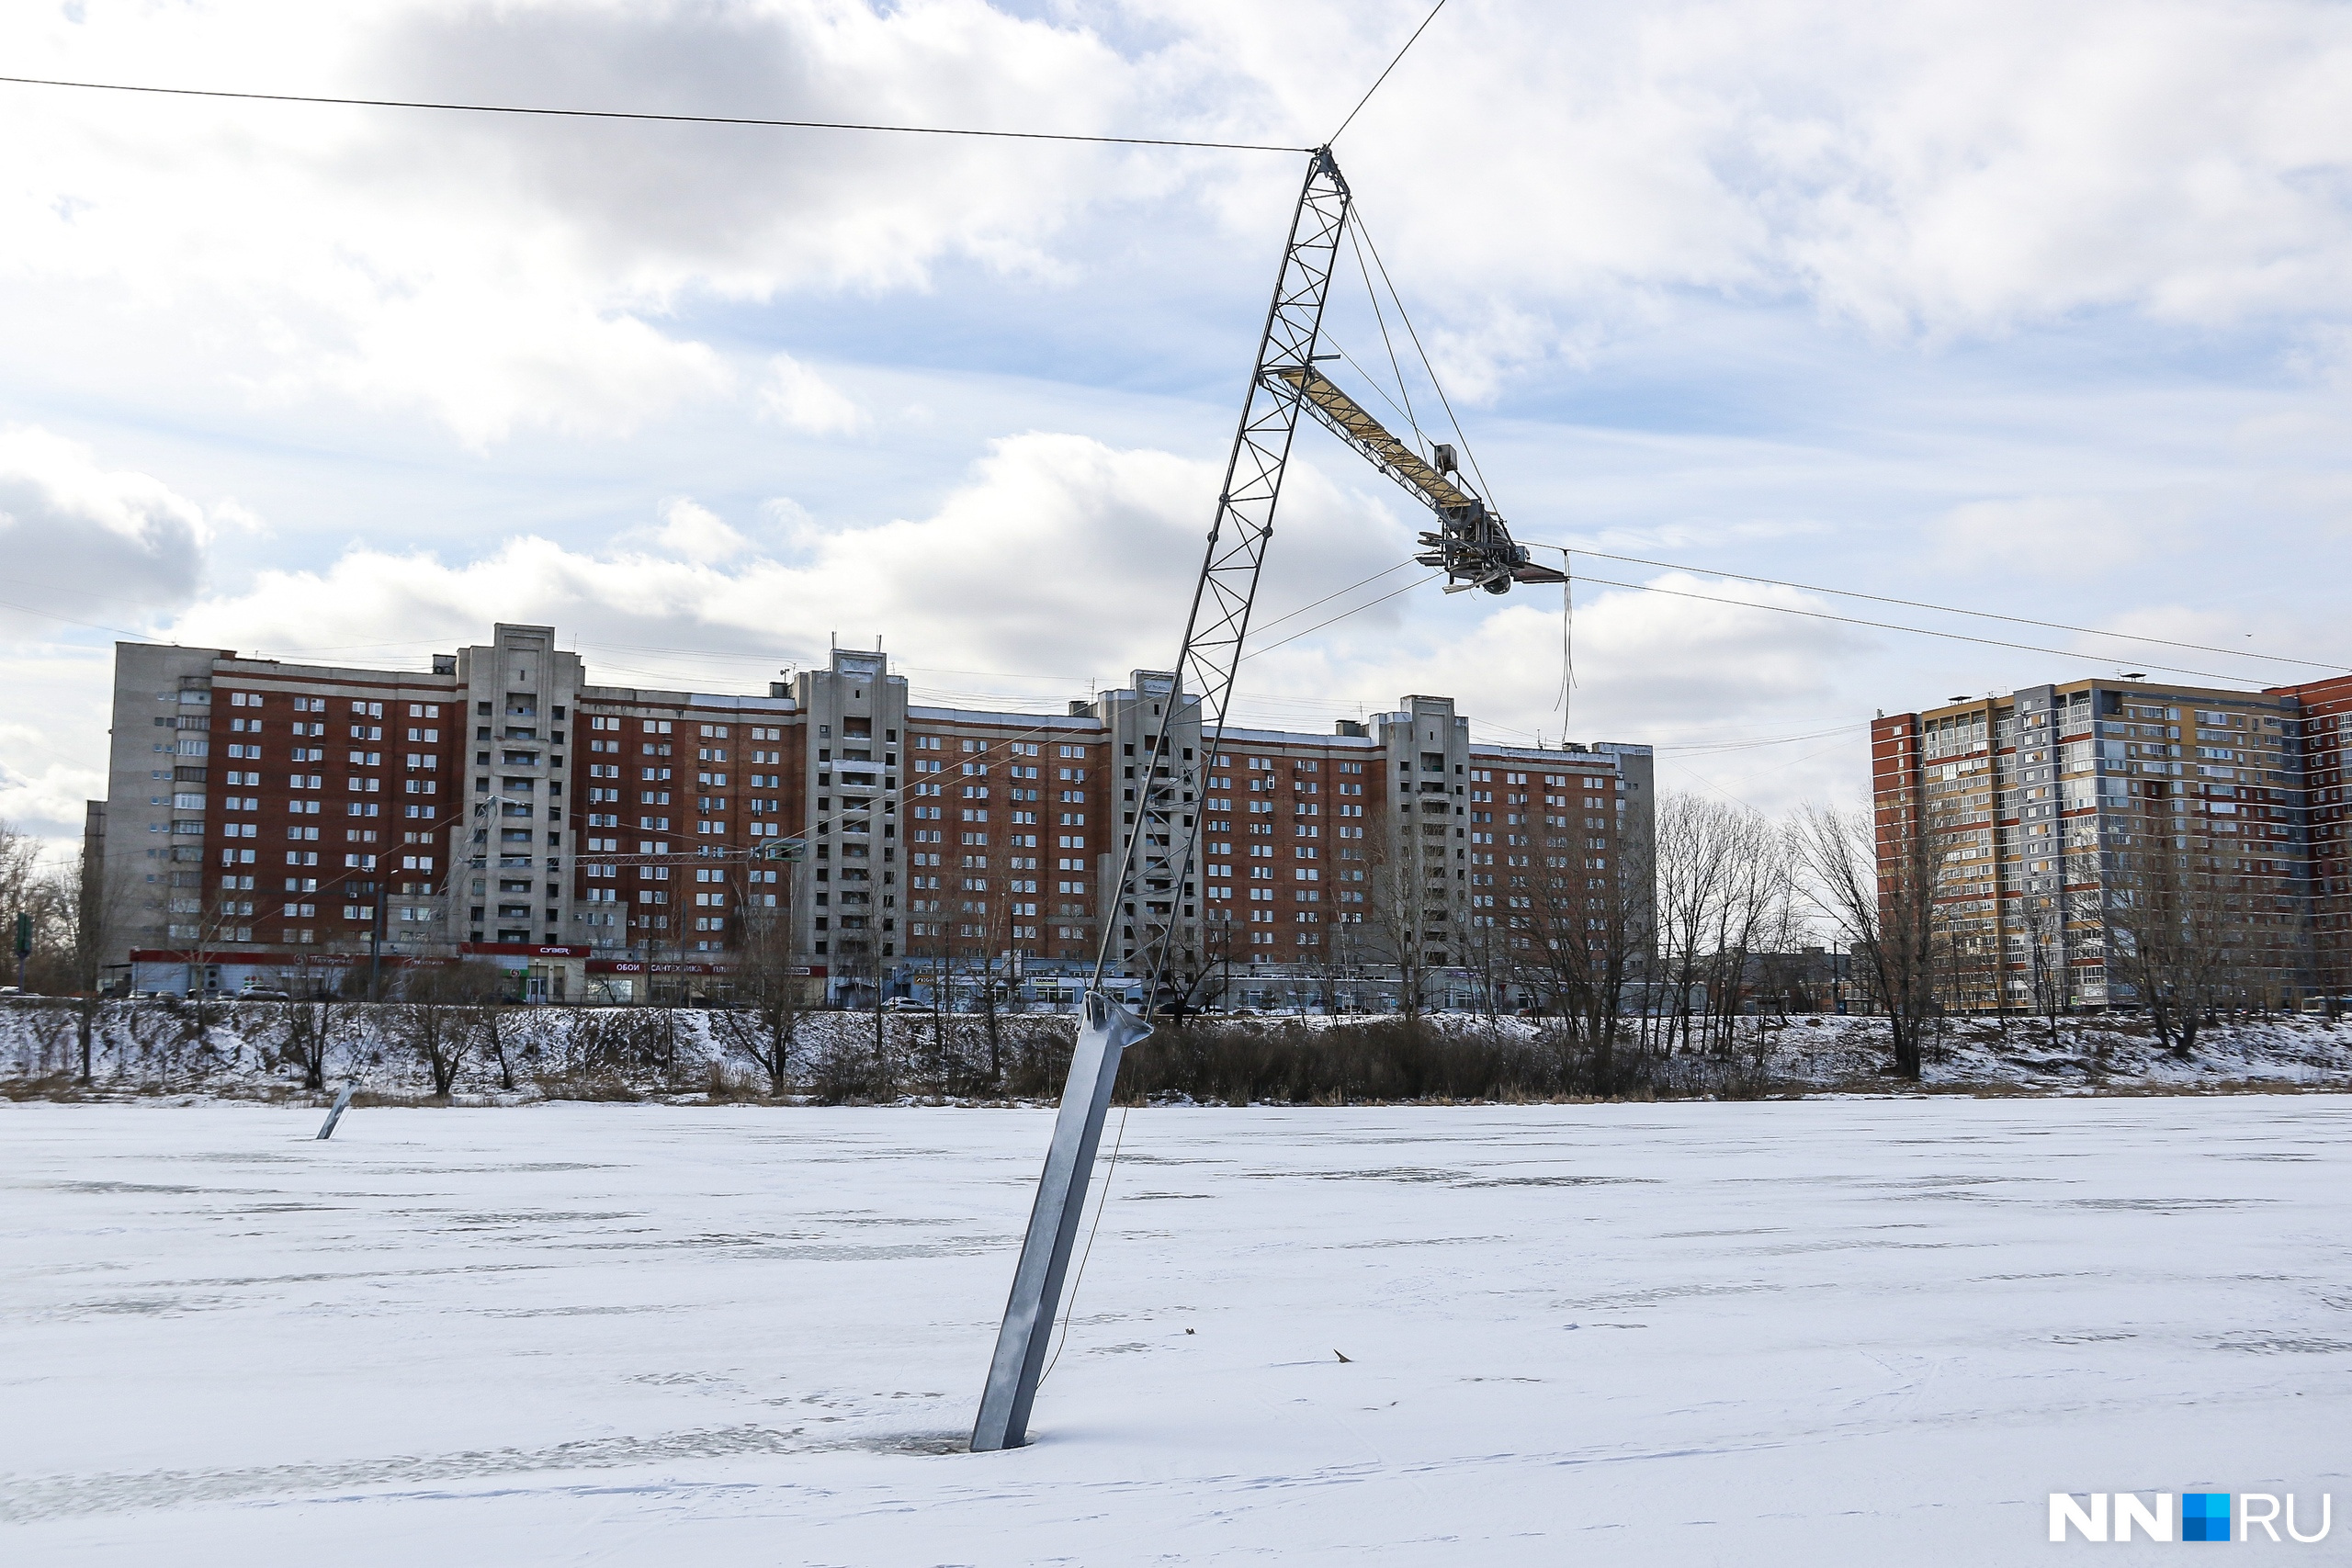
[2278,672,2352,997]
[1872,673,2350,1012]
[91,626,1655,1004]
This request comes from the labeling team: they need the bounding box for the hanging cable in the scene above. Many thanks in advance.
[1245,558,1420,638]
[1347,216,1422,447]
[1564,570,2293,687]
[0,74,1311,152]
[1240,572,1445,661]
[1348,204,1495,503]
[1515,538,2348,674]
[1313,335,1424,432]
[1558,547,1576,726]
[1329,1,1452,143]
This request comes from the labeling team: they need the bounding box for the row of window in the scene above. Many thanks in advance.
[225,694,441,718]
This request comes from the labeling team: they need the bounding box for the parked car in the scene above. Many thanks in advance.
[240,987,292,1001]
[881,997,929,1012]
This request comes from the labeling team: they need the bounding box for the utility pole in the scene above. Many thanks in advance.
[368,885,387,1002]
[13,910,28,993]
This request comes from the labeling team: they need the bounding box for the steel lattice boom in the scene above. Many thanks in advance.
[1107,145,1356,996]
[975,142,1559,1453]
[1268,365,1564,595]
[973,146,1353,1455]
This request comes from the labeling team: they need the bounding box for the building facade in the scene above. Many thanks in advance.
[91,627,1655,1004]
[1872,677,2313,1012]
[2267,672,2352,999]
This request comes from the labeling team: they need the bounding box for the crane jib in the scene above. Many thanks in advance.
[1263,364,1563,592]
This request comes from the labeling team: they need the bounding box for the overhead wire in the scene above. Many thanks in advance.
[0,74,1309,152]
[1514,540,2350,675]
[1312,333,1423,434]
[1247,558,1419,637]
[1345,218,1422,446]
[1240,572,1444,661]
[1564,570,2286,688]
[1347,203,1494,504]
[1329,1,1451,144]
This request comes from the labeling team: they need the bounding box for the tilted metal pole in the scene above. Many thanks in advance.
[315,1079,357,1140]
[970,991,1152,1451]
[969,148,1353,1452]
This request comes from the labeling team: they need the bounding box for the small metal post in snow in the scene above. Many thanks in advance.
[316,1080,358,1140]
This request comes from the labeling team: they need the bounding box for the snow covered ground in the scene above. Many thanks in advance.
[4,1100,2348,1564]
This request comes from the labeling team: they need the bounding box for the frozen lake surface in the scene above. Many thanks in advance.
[4,1099,2348,1564]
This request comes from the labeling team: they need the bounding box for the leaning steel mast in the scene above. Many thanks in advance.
[972,146,1353,1453]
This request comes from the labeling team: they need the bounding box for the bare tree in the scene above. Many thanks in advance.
[1649,795,1790,1056]
[266,952,353,1089]
[2104,794,2242,1060]
[1513,828,1652,1091]
[1793,801,1956,1081]
[457,961,523,1089]
[401,962,494,1097]
[710,901,812,1094]
[1363,826,1442,1021]
[2018,894,2073,1045]
[0,827,89,994]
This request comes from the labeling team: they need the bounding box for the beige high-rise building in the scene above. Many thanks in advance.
[1873,678,2309,1011]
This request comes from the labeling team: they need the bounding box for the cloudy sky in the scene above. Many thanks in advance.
[4,0,2350,855]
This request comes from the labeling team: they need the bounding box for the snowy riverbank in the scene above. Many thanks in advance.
[6,998,2352,1103]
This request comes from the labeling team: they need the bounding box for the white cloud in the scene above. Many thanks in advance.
[1187,0,2352,344]
[0,427,216,634]
[0,0,1159,443]
[1935,495,2139,570]
[0,648,115,841]
[153,432,1412,683]
[644,497,751,561]
[756,355,869,436]
[7,0,2347,449]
